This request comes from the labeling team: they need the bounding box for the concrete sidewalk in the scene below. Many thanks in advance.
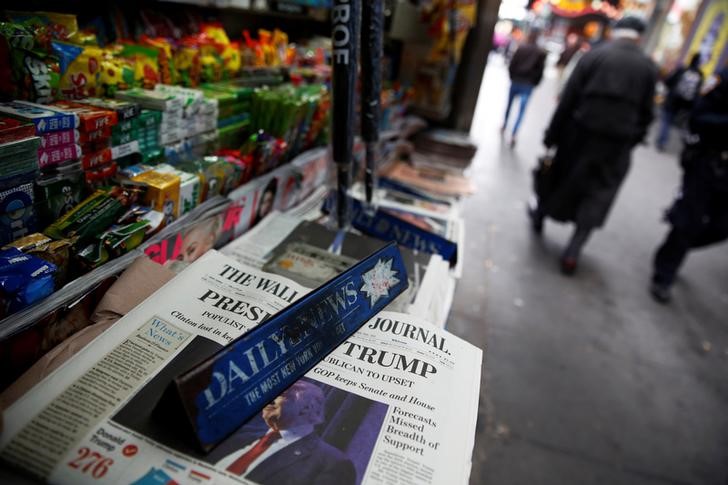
[448,54,728,485]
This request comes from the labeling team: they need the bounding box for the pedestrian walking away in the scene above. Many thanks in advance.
[529,16,658,275]
[651,66,728,303]
[656,53,704,151]
[502,29,547,148]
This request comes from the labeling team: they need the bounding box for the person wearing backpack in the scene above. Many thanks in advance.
[650,66,728,303]
[502,28,547,148]
[656,54,703,151]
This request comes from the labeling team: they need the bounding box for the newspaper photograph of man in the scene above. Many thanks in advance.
[113,337,387,485]
[207,378,388,485]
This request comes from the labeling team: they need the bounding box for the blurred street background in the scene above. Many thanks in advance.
[447,46,728,484]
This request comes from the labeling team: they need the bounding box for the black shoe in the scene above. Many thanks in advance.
[527,204,544,234]
[560,256,577,276]
[650,282,672,304]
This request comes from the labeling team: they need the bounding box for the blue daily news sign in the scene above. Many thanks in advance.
[172,242,408,451]
[324,194,458,266]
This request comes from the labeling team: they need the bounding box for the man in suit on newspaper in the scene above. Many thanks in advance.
[213,380,356,485]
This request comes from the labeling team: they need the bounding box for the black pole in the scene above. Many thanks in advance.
[332,0,360,229]
[361,0,383,205]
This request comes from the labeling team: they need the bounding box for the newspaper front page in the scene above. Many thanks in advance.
[0,251,481,485]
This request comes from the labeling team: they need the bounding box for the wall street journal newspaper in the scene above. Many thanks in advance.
[0,251,482,485]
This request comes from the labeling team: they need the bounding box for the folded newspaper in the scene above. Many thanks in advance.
[0,250,481,485]
[221,213,455,327]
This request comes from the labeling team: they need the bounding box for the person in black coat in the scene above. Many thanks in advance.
[531,16,658,274]
[650,66,728,303]
[656,53,704,150]
[502,29,547,147]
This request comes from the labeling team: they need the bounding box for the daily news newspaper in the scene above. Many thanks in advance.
[0,251,481,485]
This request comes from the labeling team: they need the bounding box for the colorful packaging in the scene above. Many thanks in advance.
[4,233,72,287]
[38,143,81,168]
[44,188,129,244]
[39,129,78,148]
[78,126,111,144]
[77,97,140,121]
[115,87,183,111]
[34,170,84,225]
[50,100,118,131]
[0,101,79,134]
[131,170,180,223]
[0,247,56,317]
[81,147,112,170]
[0,182,37,245]
[154,164,201,216]
[0,22,60,104]
[84,162,118,190]
[52,42,104,99]
[0,116,36,144]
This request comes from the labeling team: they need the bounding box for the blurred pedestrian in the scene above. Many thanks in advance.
[656,53,704,151]
[650,67,728,303]
[530,16,658,274]
[502,28,547,148]
[556,33,582,84]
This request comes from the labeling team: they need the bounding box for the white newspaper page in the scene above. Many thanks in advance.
[0,252,482,485]
[220,211,302,268]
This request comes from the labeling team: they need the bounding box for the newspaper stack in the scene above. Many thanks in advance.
[0,250,482,485]
[222,212,455,328]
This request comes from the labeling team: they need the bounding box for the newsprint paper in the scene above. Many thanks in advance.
[0,250,482,485]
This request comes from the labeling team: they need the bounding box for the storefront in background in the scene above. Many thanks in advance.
[651,0,727,76]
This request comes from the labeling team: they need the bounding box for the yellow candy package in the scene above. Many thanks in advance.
[52,41,104,99]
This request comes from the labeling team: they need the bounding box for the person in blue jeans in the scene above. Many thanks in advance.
[502,29,547,147]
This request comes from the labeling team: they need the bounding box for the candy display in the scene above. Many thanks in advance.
[0,9,398,324]
[0,247,56,317]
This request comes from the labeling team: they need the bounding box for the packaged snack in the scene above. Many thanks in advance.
[0,22,60,103]
[52,42,104,99]
[0,136,41,162]
[39,129,78,148]
[0,116,36,144]
[131,170,180,223]
[44,187,134,244]
[118,43,161,89]
[4,233,72,287]
[154,163,201,215]
[77,97,140,121]
[84,162,118,190]
[98,55,135,98]
[38,143,82,168]
[103,220,149,256]
[78,126,111,144]
[0,182,37,244]
[81,147,113,170]
[139,36,175,85]
[0,247,56,316]
[175,40,201,87]
[51,100,117,131]
[0,101,78,133]
[34,170,84,225]
[116,87,183,111]
[117,164,154,180]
